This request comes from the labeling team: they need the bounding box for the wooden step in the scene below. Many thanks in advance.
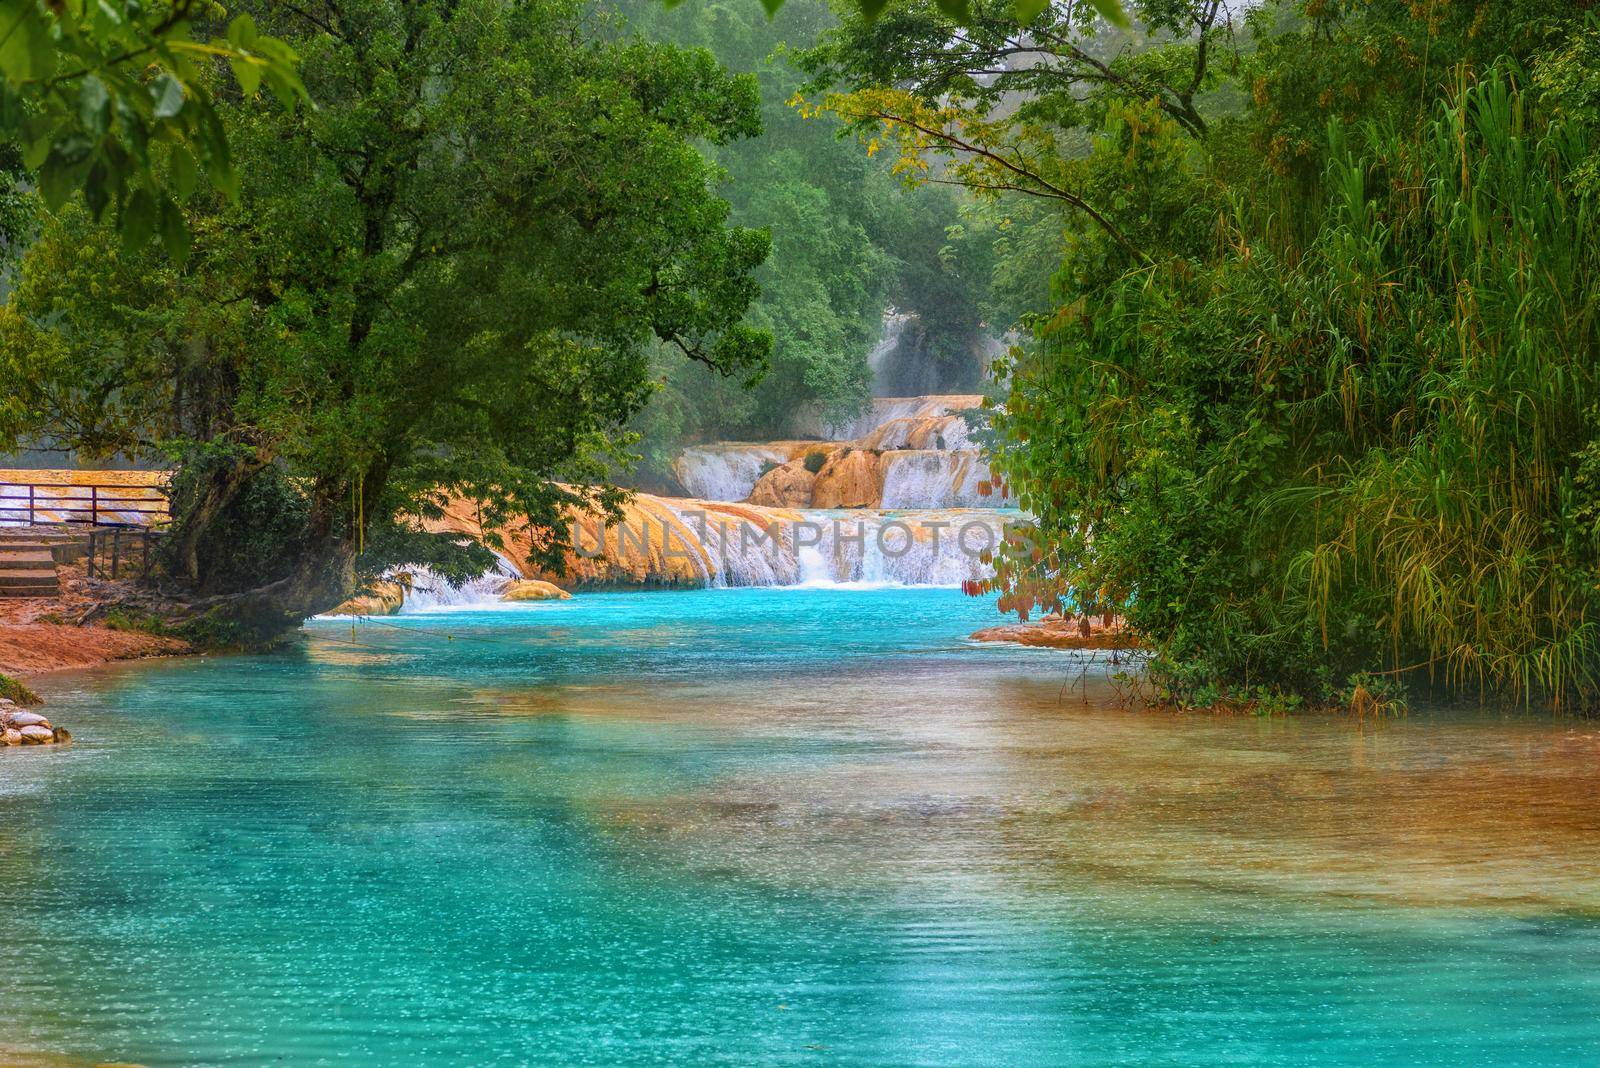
[0,587,59,598]
[0,551,57,567]
[0,569,59,586]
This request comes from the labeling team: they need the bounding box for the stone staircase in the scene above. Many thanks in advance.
[0,539,61,599]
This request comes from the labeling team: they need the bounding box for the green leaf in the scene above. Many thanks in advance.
[759,0,783,15]
[227,13,258,49]
[38,139,94,210]
[22,134,50,170]
[0,3,54,82]
[170,146,198,200]
[858,0,891,17]
[120,188,158,252]
[79,76,112,136]
[263,66,301,112]
[231,56,263,96]
[151,73,186,119]
[83,160,111,219]
[157,196,190,265]
[1086,0,1131,29]
[934,0,971,21]
[117,99,150,164]
[1012,0,1049,22]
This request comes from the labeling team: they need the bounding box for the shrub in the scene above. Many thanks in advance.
[0,673,40,706]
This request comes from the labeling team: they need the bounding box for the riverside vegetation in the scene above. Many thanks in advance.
[3,0,1599,716]
[805,0,1600,712]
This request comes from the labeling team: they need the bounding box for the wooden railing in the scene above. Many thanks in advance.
[0,480,171,528]
[85,527,167,582]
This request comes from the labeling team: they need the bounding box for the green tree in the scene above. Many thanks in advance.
[807,0,1600,709]
[0,0,769,641]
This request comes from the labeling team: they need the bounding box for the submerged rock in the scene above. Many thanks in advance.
[501,580,572,602]
[969,615,1135,650]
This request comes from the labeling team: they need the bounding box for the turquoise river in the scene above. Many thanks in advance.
[3,588,1600,1065]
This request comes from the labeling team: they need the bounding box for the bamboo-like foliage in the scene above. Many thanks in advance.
[1291,69,1600,705]
[984,64,1600,709]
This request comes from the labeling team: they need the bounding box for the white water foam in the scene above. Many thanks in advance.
[879,451,1009,509]
[682,508,1011,589]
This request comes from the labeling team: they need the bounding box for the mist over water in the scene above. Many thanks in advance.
[4,588,1600,1065]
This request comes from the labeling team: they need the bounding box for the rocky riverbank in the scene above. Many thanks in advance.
[0,697,71,745]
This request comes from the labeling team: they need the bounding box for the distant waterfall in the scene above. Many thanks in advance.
[670,396,1004,513]
[824,395,984,442]
[867,312,913,395]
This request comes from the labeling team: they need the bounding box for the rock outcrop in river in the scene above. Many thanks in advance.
[0,697,70,745]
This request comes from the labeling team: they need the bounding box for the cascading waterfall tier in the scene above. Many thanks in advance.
[427,494,1021,591]
[672,442,817,502]
[823,395,985,443]
[672,504,1016,588]
[396,554,523,612]
[671,395,1010,512]
[879,451,996,509]
[401,392,1022,602]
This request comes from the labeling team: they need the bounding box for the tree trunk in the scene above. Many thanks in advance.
[169,456,266,587]
[179,463,390,646]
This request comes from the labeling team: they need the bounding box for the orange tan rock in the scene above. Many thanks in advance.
[969,615,1136,650]
[747,460,816,508]
[810,449,883,509]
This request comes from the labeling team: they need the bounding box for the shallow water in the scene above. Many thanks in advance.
[3,589,1600,1065]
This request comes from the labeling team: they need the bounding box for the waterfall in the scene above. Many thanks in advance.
[673,444,795,502]
[678,507,1012,588]
[879,451,1008,509]
[825,395,984,442]
[867,312,913,395]
[420,390,1026,595]
[858,414,974,451]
